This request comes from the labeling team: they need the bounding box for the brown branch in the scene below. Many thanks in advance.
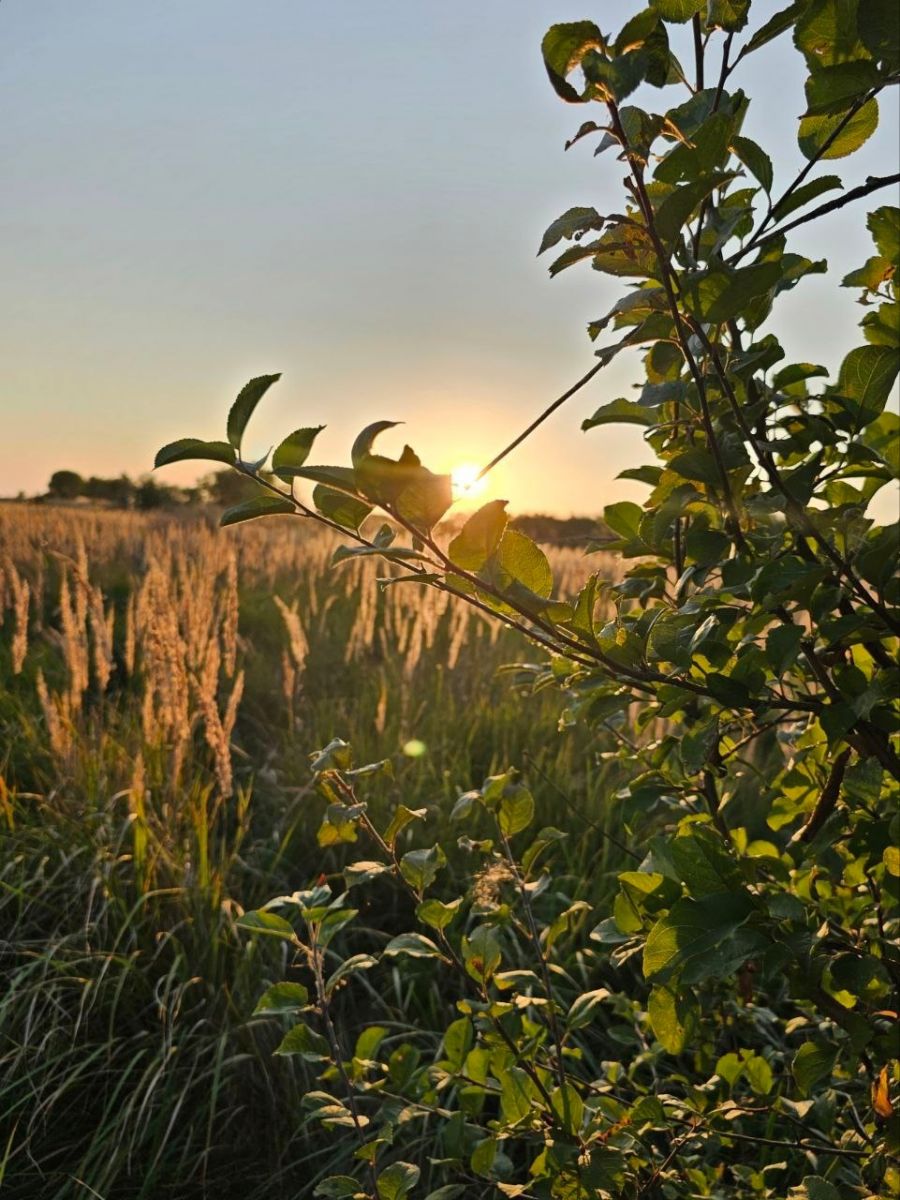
[735,86,888,263]
[607,101,749,552]
[476,359,604,483]
[749,172,900,251]
[789,747,851,845]
[686,319,900,638]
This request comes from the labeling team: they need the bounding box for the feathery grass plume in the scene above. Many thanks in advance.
[222,550,239,677]
[8,560,30,674]
[273,594,308,674]
[57,569,89,709]
[35,667,72,757]
[88,581,115,693]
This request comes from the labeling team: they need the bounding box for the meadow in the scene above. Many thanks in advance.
[0,504,625,1200]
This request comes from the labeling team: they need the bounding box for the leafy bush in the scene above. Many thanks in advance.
[158,2,899,1197]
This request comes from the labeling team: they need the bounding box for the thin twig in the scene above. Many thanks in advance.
[748,172,900,251]
[476,360,604,483]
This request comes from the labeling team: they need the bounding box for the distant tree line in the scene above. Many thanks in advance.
[42,468,263,510]
[39,471,611,543]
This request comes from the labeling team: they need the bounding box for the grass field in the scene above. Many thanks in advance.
[0,504,627,1199]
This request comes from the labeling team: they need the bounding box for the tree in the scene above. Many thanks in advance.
[47,469,84,500]
[156,4,899,1195]
[198,467,268,507]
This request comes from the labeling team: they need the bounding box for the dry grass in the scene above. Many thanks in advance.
[0,503,623,1200]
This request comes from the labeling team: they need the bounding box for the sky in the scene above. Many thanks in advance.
[1,1,897,518]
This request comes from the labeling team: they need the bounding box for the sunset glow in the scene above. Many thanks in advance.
[450,462,488,501]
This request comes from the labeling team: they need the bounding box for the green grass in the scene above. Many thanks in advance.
[0,508,627,1198]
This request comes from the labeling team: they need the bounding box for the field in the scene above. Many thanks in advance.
[0,504,624,1200]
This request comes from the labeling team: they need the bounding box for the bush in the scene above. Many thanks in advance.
[157,3,899,1197]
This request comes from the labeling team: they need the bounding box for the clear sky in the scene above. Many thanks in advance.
[1,2,897,517]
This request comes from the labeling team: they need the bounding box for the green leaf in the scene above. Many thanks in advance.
[869,204,900,262]
[773,362,829,389]
[798,98,879,161]
[859,0,900,68]
[496,1066,534,1125]
[643,891,763,983]
[550,1083,584,1135]
[253,981,309,1014]
[381,1161,422,1200]
[441,1017,474,1070]
[648,985,698,1053]
[668,447,722,486]
[538,206,605,255]
[830,952,892,1002]
[766,624,805,673]
[490,529,553,598]
[707,0,751,30]
[376,1162,420,1200]
[541,21,604,102]
[688,261,783,323]
[498,783,534,837]
[744,4,804,55]
[731,135,774,192]
[462,924,502,983]
[383,932,444,959]
[670,824,743,897]
[655,173,736,245]
[236,909,297,941]
[351,420,400,468]
[771,174,842,221]
[154,438,236,469]
[227,374,281,449]
[343,860,391,888]
[567,987,610,1031]
[795,0,868,67]
[836,344,900,426]
[803,60,882,116]
[583,397,657,431]
[220,494,295,526]
[792,1041,838,1095]
[469,1136,497,1178]
[449,500,509,572]
[394,463,453,532]
[417,896,462,931]
[744,1054,774,1095]
[582,45,659,103]
[383,804,427,848]
[325,954,377,995]
[399,843,447,893]
[313,1177,365,1198]
[604,500,644,540]
[651,0,704,22]
[287,464,360,493]
[844,253,897,295]
[312,484,373,531]
[275,1022,331,1060]
[272,427,324,477]
[794,1178,842,1200]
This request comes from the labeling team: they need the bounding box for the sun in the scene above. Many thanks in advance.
[450,462,488,501]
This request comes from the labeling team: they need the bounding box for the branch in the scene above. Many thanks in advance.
[751,172,900,250]
[476,359,604,482]
[736,86,888,263]
[790,748,851,845]
[607,100,749,552]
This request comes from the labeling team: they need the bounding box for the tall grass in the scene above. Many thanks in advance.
[0,505,625,1198]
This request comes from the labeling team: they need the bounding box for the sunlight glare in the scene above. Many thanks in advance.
[451,462,487,501]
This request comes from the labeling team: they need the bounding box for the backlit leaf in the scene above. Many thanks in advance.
[155,438,236,469]
[227,374,281,449]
